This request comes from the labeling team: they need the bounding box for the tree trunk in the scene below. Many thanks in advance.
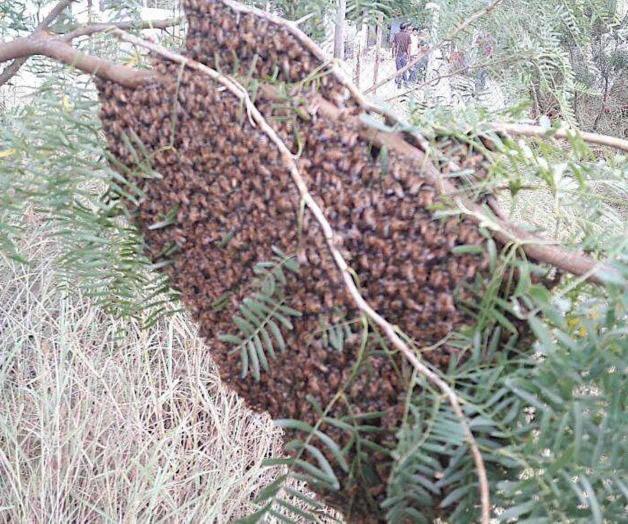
[333,0,346,60]
[354,23,362,87]
[361,18,369,57]
[372,14,383,94]
[355,19,369,87]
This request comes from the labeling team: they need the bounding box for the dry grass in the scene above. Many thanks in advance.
[0,221,305,522]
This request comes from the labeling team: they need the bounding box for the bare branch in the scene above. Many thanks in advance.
[37,0,76,29]
[490,122,628,153]
[0,57,28,87]
[364,0,505,94]
[59,17,181,42]
[0,0,75,87]
[0,33,154,88]
[0,2,179,88]
[114,28,493,524]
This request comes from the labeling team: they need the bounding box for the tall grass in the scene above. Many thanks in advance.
[0,221,290,522]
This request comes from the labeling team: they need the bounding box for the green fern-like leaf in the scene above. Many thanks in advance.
[219,248,300,381]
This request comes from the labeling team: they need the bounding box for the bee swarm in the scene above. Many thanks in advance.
[96,0,501,520]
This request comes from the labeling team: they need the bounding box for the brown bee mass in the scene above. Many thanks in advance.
[95,0,503,521]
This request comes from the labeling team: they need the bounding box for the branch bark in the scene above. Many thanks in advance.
[364,0,505,94]
[0,0,75,87]
[0,5,177,88]
[0,33,154,88]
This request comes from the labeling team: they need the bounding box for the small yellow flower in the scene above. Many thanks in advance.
[62,95,73,112]
[0,148,16,159]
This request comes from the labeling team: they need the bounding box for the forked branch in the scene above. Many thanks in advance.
[0,4,177,88]
[113,29,493,524]
[0,0,75,87]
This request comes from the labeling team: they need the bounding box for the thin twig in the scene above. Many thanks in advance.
[113,28,492,524]
[59,18,181,42]
[490,122,628,153]
[364,0,505,94]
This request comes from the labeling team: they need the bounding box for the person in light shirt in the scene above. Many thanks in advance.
[409,28,429,83]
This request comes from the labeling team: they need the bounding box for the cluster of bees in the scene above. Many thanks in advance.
[96,0,500,520]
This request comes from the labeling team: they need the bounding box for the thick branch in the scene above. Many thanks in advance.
[114,28,492,524]
[37,35,155,87]
[0,5,177,87]
[0,0,75,87]
[365,0,505,94]
[0,34,154,88]
[490,123,628,153]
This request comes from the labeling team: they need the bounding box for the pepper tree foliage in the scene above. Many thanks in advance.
[1,1,627,523]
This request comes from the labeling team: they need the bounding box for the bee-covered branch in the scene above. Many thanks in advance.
[112,27,493,524]
[215,0,620,287]
[249,85,620,287]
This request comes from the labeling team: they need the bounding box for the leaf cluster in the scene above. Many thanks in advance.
[219,247,301,381]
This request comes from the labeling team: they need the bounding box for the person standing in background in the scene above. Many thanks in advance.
[392,23,412,88]
[410,29,430,83]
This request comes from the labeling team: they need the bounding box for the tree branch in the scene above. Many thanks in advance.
[364,0,505,94]
[223,0,619,287]
[37,0,76,28]
[0,33,154,88]
[490,122,628,153]
[299,94,620,286]
[0,0,75,87]
[0,3,178,88]
[113,28,493,524]
[59,17,181,42]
